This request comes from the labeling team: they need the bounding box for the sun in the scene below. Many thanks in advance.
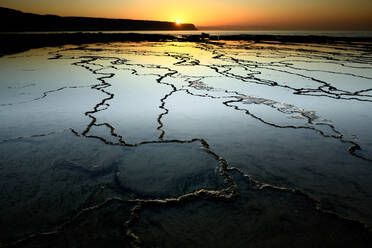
[176,20,181,24]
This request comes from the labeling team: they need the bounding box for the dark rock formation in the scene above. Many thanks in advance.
[0,7,197,32]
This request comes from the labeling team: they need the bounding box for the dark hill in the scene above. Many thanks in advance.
[0,7,197,32]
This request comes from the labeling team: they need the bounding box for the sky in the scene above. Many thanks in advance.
[1,0,372,30]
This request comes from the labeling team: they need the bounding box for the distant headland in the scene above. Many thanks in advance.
[0,7,197,32]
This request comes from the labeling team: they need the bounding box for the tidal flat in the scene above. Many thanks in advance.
[0,40,372,247]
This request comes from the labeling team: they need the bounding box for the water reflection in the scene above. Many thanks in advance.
[0,41,372,247]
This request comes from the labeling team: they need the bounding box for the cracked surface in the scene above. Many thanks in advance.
[0,40,372,247]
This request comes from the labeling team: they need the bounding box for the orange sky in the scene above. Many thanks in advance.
[2,0,372,29]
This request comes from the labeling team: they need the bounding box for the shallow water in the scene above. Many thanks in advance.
[0,41,372,247]
[5,30,372,37]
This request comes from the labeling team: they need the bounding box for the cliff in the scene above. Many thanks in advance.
[0,7,197,32]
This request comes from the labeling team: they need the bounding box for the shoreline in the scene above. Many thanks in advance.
[1,32,372,57]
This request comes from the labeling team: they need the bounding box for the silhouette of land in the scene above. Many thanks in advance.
[1,32,372,58]
[0,7,197,32]
[1,6,371,58]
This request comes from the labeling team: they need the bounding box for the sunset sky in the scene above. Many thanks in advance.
[2,0,372,30]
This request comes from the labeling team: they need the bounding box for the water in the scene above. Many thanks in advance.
[0,41,372,247]
[2,30,372,37]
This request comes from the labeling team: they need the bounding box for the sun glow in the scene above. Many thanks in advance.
[176,20,181,24]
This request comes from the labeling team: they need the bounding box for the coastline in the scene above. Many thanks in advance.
[1,32,372,57]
